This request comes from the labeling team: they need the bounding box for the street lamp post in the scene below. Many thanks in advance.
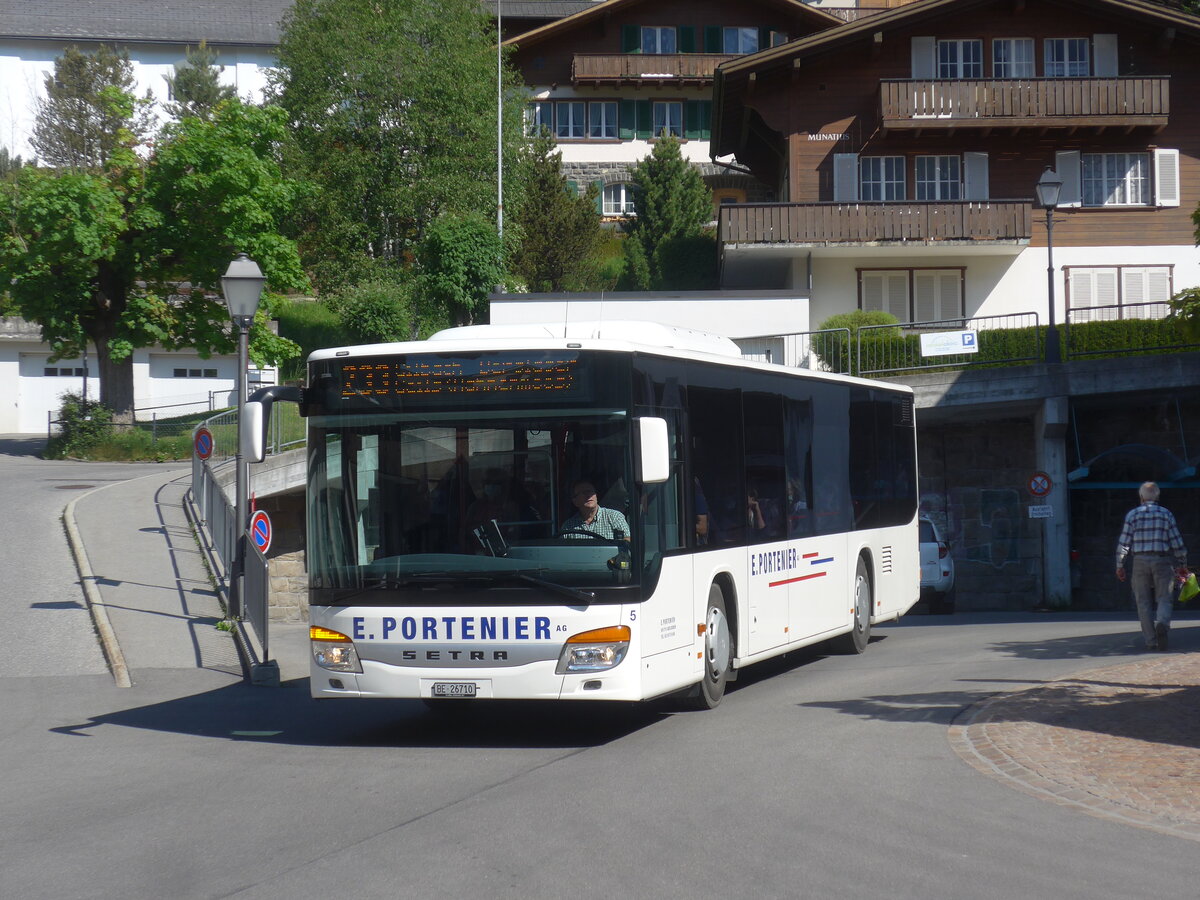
[1035,167,1063,364]
[221,253,266,621]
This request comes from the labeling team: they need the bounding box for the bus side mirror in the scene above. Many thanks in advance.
[637,416,670,484]
[241,400,265,463]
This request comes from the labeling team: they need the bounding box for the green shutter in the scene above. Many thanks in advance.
[678,25,696,53]
[622,24,641,53]
[636,100,652,139]
[566,180,579,197]
[593,180,605,215]
[704,25,722,53]
[619,99,636,140]
[685,100,712,140]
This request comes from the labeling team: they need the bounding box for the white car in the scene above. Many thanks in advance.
[919,517,955,613]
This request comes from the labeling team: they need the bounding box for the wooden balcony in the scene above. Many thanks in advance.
[572,53,736,85]
[718,201,1033,246]
[880,77,1169,131]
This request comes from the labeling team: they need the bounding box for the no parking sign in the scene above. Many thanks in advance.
[249,510,272,554]
[194,427,214,461]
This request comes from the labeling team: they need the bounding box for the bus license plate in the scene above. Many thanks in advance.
[431,682,477,698]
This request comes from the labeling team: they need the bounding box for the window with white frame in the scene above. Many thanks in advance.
[915,155,961,200]
[603,183,637,216]
[641,26,676,54]
[723,27,759,54]
[860,269,964,322]
[652,101,683,138]
[1044,38,1089,77]
[992,38,1034,77]
[555,101,585,139]
[589,102,618,139]
[525,101,552,136]
[937,39,983,78]
[1082,153,1149,206]
[860,156,905,201]
[1067,266,1172,320]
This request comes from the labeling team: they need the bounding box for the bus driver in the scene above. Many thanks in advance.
[561,479,630,540]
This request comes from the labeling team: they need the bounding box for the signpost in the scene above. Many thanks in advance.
[194,427,214,461]
[919,330,978,358]
[249,510,272,555]
[1027,471,1052,498]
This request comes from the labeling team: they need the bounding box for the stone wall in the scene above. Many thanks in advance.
[256,491,307,623]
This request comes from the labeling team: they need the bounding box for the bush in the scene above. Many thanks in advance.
[45,393,113,458]
[813,310,901,374]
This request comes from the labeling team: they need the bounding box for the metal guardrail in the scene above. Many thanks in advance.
[857,312,1041,377]
[735,328,851,372]
[1064,300,1189,359]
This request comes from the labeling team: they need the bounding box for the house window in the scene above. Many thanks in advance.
[642,26,677,55]
[172,368,218,378]
[603,183,637,216]
[860,269,965,322]
[555,101,585,139]
[525,101,552,136]
[44,367,85,377]
[770,31,789,48]
[1082,153,1149,206]
[915,155,961,200]
[937,39,982,78]
[1068,266,1172,320]
[860,156,906,201]
[652,101,683,138]
[723,27,759,54]
[1045,38,1089,77]
[992,38,1034,77]
[589,102,618,139]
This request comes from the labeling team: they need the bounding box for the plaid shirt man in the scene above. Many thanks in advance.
[1115,502,1186,569]
[563,506,630,540]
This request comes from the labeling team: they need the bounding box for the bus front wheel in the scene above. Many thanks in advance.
[835,557,872,655]
[687,583,733,709]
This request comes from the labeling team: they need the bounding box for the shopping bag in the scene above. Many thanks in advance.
[1179,572,1199,604]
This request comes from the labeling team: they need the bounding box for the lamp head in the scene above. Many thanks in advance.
[1035,167,1063,210]
[221,253,266,320]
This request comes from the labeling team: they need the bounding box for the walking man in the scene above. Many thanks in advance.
[1115,482,1188,650]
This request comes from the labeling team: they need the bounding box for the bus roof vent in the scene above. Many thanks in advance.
[428,320,743,358]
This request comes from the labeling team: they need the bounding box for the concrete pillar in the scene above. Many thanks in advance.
[1036,396,1072,607]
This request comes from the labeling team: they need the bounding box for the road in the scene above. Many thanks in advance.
[0,442,1195,899]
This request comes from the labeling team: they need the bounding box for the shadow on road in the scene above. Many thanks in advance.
[0,435,47,457]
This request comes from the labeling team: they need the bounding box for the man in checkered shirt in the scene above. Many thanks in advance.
[1115,481,1188,651]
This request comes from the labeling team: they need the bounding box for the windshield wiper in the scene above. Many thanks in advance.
[509,572,596,603]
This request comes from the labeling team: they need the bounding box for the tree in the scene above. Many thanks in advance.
[31,45,154,169]
[0,97,305,421]
[164,41,236,121]
[418,213,504,327]
[269,0,528,296]
[622,135,716,290]
[511,131,605,292]
[0,147,24,180]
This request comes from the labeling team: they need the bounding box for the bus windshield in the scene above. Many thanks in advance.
[307,409,637,597]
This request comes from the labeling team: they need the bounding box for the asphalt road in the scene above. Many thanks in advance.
[1,443,1195,899]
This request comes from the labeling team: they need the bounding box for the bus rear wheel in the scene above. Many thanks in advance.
[686,583,733,709]
[835,557,872,655]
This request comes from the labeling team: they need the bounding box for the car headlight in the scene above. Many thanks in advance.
[556,625,630,674]
[310,626,363,673]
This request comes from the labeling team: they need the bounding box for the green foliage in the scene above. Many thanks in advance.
[622,135,715,290]
[45,393,113,458]
[818,309,901,333]
[1066,315,1195,358]
[326,276,418,344]
[270,0,528,296]
[164,41,236,121]
[511,132,605,292]
[418,213,504,326]
[0,146,23,180]
[813,310,901,374]
[1170,286,1200,342]
[32,45,154,168]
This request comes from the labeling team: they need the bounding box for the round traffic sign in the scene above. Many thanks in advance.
[194,427,214,461]
[249,510,272,554]
[1028,471,1052,497]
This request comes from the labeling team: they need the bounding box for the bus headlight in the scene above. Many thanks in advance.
[311,626,362,673]
[556,625,631,674]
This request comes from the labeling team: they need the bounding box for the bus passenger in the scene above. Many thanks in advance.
[562,480,630,540]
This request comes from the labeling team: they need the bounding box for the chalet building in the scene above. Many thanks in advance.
[503,0,845,218]
[711,0,1200,331]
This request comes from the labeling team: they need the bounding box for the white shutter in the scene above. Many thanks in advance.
[834,153,859,202]
[963,152,989,201]
[1122,268,1146,304]
[911,36,935,79]
[1154,148,1180,207]
[1093,34,1118,77]
[862,272,884,312]
[885,273,909,321]
[914,273,937,322]
[1146,267,1171,302]
[1070,269,1119,320]
[861,271,910,320]
[1055,150,1082,208]
[939,272,962,318]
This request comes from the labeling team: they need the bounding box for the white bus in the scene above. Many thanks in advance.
[252,321,919,708]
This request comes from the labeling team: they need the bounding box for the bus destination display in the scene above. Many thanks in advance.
[340,354,580,399]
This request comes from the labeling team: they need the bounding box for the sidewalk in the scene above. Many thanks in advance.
[66,466,309,686]
[66,466,1200,840]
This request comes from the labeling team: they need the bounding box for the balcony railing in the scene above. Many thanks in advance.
[880,77,1169,129]
[719,201,1032,246]
[572,53,736,84]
